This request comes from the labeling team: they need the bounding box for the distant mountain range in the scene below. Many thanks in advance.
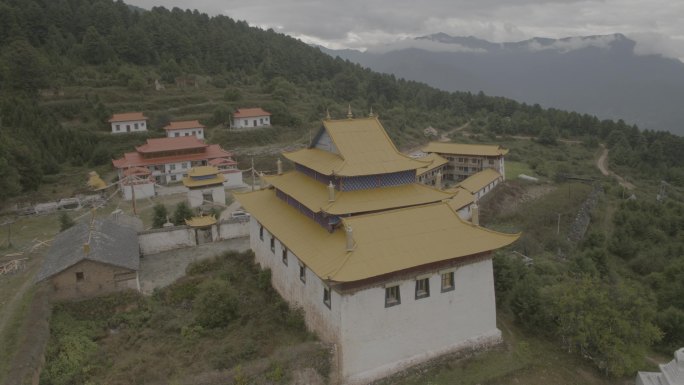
[321,33,684,135]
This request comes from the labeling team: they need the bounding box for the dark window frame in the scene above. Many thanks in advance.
[385,285,401,307]
[441,271,455,292]
[415,278,430,299]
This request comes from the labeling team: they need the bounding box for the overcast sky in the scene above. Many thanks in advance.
[127,0,684,60]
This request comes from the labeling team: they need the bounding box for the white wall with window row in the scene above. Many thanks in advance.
[250,217,501,384]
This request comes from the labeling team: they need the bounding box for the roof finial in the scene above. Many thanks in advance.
[325,108,331,120]
[347,104,353,119]
[368,106,374,118]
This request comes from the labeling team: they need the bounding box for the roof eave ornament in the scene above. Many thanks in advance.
[347,104,353,119]
[325,108,331,120]
[368,106,374,118]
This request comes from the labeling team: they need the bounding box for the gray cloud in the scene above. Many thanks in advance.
[126,0,684,60]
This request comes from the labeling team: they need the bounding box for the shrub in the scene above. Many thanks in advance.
[194,279,238,328]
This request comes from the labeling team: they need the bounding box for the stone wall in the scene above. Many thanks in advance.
[137,219,249,255]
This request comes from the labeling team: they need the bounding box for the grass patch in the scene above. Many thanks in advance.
[505,161,534,180]
[41,250,328,385]
[0,285,37,383]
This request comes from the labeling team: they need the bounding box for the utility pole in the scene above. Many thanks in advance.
[251,157,255,192]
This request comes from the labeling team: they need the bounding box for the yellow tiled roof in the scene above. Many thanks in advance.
[182,174,225,188]
[87,171,107,190]
[423,142,509,156]
[283,118,429,176]
[457,169,502,194]
[416,153,448,176]
[445,187,475,210]
[236,189,519,283]
[188,166,220,177]
[264,172,454,215]
[185,215,217,227]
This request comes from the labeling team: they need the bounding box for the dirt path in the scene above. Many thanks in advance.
[0,260,40,341]
[597,145,635,190]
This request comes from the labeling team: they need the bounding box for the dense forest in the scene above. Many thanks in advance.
[0,0,683,201]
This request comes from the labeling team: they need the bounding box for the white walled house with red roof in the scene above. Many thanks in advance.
[231,108,271,129]
[109,112,148,134]
[112,136,237,188]
[163,120,205,139]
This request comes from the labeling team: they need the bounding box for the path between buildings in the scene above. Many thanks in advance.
[139,237,250,294]
[597,145,635,190]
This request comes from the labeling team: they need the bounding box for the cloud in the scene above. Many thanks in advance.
[525,34,620,53]
[125,0,684,60]
[630,32,684,61]
[366,38,487,54]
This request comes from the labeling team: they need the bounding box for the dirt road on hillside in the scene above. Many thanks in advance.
[597,145,635,190]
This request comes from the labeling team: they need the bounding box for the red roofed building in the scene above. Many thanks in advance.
[231,108,271,129]
[163,120,205,139]
[112,136,237,185]
[109,112,148,134]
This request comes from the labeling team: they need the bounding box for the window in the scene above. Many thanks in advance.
[134,123,139,130]
[76,272,84,282]
[126,124,131,131]
[458,157,464,162]
[141,122,145,127]
[415,278,430,299]
[170,164,176,171]
[175,132,180,137]
[115,124,120,131]
[441,272,455,292]
[299,264,306,283]
[282,248,288,265]
[185,132,190,136]
[323,287,331,309]
[385,285,401,307]
[170,175,176,182]
[489,159,495,165]
[270,237,275,253]
[259,225,264,241]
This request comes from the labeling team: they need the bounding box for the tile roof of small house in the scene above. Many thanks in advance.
[416,153,449,176]
[182,166,225,188]
[237,189,518,283]
[108,112,147,123]
[283,117,429,177]
[233,108,272,118]
[135,136,208,154]
[445,187,475,211]
[457,169,503,194]
[264,172,454,215]
[423,142,509,157]
[37,219,139,281]
[163,120,205,131]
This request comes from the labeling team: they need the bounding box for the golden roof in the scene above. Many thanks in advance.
[182,174,225,188]
[283,117,428,177]
[457,169,502,194]
[264,172,454,215]
[236,189,519,283]
[188,166,220,177]
[416,153,448,176]
[185,215,217,227]
[423,142,509,157]
[445,187,475,210]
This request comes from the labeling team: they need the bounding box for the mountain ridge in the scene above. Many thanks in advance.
[322,33,684,134]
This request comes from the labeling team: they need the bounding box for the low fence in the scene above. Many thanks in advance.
[138,217,249,255]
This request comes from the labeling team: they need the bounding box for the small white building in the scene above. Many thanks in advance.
[163,120,205,139]
[231,108,271,129]
[208,158,244,188]
[109,112,148,134]
[422,142,508,182]
[636,347,684,385]
[183,166,226,208]
[457,168,504,200]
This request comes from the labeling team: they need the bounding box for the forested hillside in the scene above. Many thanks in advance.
[1,0,683,201]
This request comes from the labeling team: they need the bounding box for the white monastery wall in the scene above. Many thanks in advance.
[122,183,155,201]
[223,171,244,187]
[338,259,501,384]
[138,227,195,255]
[218,219,249,239]
[249,218,342,343]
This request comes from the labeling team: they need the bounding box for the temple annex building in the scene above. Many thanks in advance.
[237,116,519,384]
